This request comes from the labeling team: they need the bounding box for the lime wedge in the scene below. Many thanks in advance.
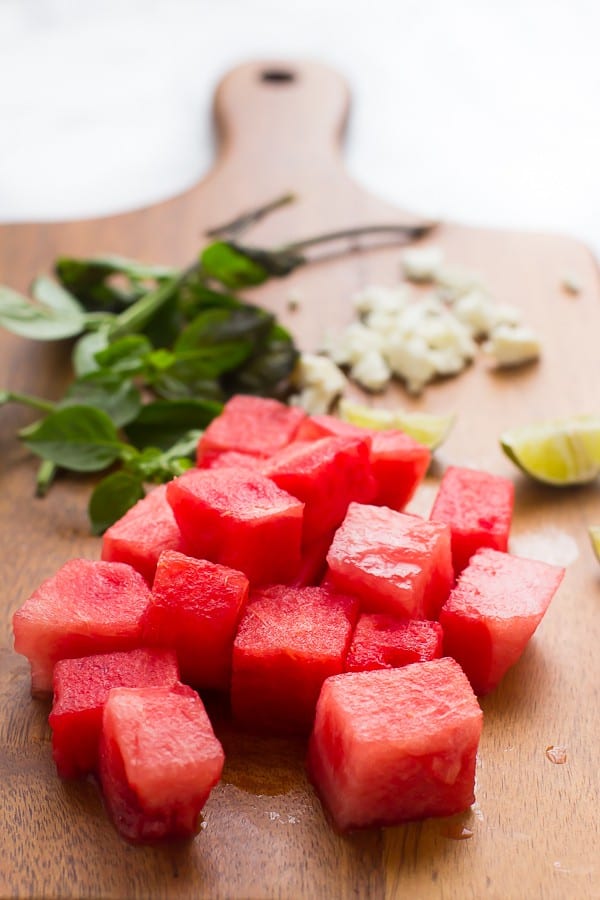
[589,526,600,562]
[500,415,600,485]
[338,398,455,450]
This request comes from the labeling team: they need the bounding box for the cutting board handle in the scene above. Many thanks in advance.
[213,60,350,168]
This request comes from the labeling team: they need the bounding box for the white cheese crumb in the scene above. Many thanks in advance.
[401,246,444,283]
[383,334,438,395]
[353,284,411,315]
[321,322,384,367]
[434,264,483,301]
[349,349,391,392]
[452,289,499,338]
[484,324,541,368]
[289,353,347,414]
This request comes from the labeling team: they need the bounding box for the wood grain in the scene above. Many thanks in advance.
[1,60,599,900]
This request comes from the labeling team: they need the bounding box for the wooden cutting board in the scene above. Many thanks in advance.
[1,60,599,900]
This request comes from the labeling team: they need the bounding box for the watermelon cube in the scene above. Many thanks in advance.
[49,648,180,779]
[196,394,305,464]
[99,684,224,843]
[294,415,430,510]
[261,436,376,544]
[198,450,263,471]
[166,467,304,585]
[368,430,431,510]
[101,484,186,584]
[12,559,152,695]
[345,614,443,672]
[231,585,359,734]
[307,658,483,830]
[439,548,565,695]
[326,503,453,620]
[143,551,249,691]
[430,466,515,574]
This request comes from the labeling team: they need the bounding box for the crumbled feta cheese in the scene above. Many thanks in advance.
[289,353,347,414]
[401,246,444,283]
[483,324,541,368]
[353,284,411,315]
[428,347,471,376]
[321,322,384,367]
[364,308,401,335]
[384,334,438,395]
[349,350,391,392]
[319,249,542,398]
[434,265,483,301]
[491,303,523,329]
[452,289,498,338]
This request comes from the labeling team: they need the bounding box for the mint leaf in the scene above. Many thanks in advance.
[0,285,85,340]
[89,470,145,535]
[20,406,128,472]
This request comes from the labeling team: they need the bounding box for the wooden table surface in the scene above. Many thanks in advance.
[0,61,599,899]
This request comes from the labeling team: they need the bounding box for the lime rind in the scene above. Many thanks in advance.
[338,398,455,450]
[589,526,600,563]
[500,415,600,486]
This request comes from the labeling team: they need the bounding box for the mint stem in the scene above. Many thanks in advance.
[281,222,437,254]
[206,193,296,238]
[36,460,57,497]
[1,390,56,413]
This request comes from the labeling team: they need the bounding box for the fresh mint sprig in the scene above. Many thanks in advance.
[0,194,435,531]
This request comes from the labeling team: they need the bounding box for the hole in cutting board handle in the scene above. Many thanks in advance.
[260,68,296,84]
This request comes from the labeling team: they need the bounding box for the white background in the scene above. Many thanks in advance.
[1,0,599,256]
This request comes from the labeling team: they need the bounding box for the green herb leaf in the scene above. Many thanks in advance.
[55,256,177,313]
[72,328,111,376]
[31,277,86,317]
[227,324,299,398]
[20,405,128,472]
[0,284,86,340]
[125,399,221,450]
[175,306,273,353]
[227,242,305,277]
[88,470,145,535]
[94,335,153,374]
[61,372,142,427]
[201,242,268,289]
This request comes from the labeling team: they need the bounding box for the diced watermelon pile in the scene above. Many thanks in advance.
[11,395,567,842]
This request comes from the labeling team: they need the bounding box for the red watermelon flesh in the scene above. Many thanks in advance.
[49,648,180,779]
[307,657,483,830]
[345,614,443,672]
[198,450,263,471]
[231,585,359,735]
[439,548,565,695]
[430,466,514,574]
[166,467,304,585]
[368,430,430,510]
[294,414,368,443]
[143,551,249,691]
[99,684,224,843]
[326,503,453,620]
[101,484,186,584]
[12,559,152,695]
[294,415,430,511]
[291,529,337,587]
[196,394,306,464]
[261,436,376,545]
